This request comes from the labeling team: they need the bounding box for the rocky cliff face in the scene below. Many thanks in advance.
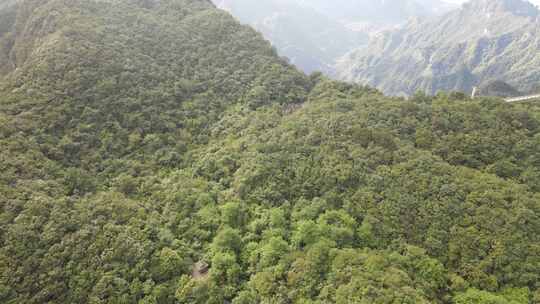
[337,0,540,96]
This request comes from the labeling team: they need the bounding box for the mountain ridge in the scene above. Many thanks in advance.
[337,0,540,95]
[463,0,539,17]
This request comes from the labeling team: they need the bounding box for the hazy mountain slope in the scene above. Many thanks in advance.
[213,0,367,74]
[0,1,17,75]
[0,0,17,10]
[301,0,456,24]
[338,0,540,96]
[213,0,456,75]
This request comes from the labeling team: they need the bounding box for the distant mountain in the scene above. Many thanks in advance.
[0,0,17,76]
[337,0,540,96]
[300,0,456,24]
[213,0,456,74]
[213,0,367,74]
[0,0,16,10]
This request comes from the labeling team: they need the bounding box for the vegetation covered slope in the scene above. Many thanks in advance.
[0,0,540,303]
[478,80,524,97]
[337,0,540,96]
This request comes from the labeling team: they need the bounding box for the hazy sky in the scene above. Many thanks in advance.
[449,0,540,5]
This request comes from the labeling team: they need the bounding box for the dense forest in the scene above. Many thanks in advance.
[0,0,540,303]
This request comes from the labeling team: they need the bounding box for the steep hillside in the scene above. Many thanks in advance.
[338,0,540,96]
[0,2,311,301]
[1,1,540,304]
[0,0,309,172]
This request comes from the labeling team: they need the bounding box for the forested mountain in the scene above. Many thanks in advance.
[1,0,540,304]
[338,0,540,96]
[212,0,456,75]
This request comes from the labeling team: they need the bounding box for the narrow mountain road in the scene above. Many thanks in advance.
[505,94,540,103]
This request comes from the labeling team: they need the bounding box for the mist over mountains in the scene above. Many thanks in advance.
[215,0,540,96]
[212,0,458,74]
[298,0,457,24]
[212,0,367,74]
